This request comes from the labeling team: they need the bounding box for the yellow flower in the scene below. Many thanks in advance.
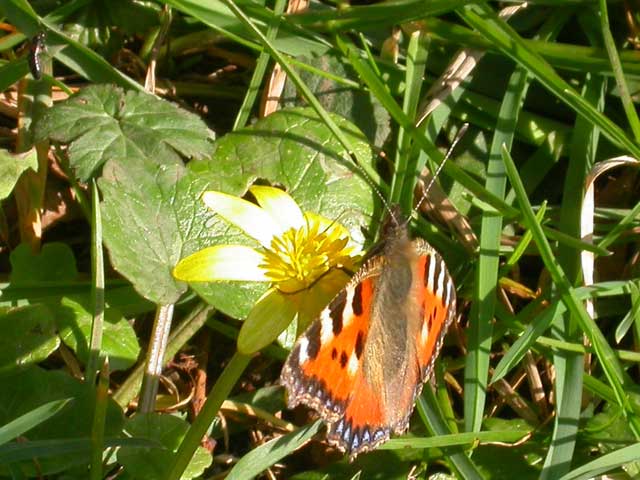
[173,186,362,354]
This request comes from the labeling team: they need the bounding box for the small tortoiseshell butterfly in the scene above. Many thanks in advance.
[280,206,457,458]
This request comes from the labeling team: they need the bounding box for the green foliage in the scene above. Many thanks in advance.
[54,296,139,372]
[0,367,124,476]
[0,148,38,201]
[0,304,59,376]
[35,84,215,182]
[117,414,211,480]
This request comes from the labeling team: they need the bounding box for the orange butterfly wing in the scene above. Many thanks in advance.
[281,235,456,458]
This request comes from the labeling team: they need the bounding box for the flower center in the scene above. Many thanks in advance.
[260,221,357,293]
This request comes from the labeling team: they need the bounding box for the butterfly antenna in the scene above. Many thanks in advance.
[413,123,469,216]
[348,151,400,227]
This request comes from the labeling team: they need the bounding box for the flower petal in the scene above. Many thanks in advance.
[173,245,270,282]
[249,186,305,231]
[202,191,281,248]
[238,288,299,354]
[296,268,351,331]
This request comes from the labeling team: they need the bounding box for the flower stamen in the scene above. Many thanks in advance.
[260,216,358,293]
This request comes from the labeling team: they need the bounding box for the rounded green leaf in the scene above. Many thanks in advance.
[53,296,140,372]
[35,84,215,181]
[118,413,211,480]
[0,305,59,376]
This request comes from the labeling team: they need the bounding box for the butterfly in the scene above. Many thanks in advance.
[280,207,457,459]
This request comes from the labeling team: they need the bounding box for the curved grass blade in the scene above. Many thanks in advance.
[0,398,72,446]
[502,146,640,438]
[0,437,160,464]
[225,420,323,480]
[456,3,640,159]
[557,442,640,480]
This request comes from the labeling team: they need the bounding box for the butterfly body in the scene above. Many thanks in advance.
[280,221,456,458]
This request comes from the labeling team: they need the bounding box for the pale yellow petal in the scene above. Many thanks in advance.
[237,289,299,354]
[202,191,281,248]
[250,186,304,231]
[173,245,269,282]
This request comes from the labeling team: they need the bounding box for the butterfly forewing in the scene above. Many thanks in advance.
[280,256,381,415]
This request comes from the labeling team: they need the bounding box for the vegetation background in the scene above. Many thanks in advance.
[1,0,640,479]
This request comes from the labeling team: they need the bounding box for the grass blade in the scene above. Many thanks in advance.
[502,146,640,438]
[164,352,251,480]
[0,399,72,446]
[456,3,640,159]
[558,442,640,480]
[465,62,531,432]
[541,71,606,478]
[225,421,323,480]
[86,180,104,384]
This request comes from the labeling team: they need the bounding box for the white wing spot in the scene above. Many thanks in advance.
[421,319,429,346]
[436,260,446,299]
[348,352,359,376]
[298,337,309,364]
[342,288,356,328]
[320,308,334,345]
[426,255,436,292]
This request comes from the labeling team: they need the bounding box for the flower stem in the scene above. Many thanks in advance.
[164,352,251,480]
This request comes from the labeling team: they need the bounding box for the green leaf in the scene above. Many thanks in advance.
[53,296,140,372]
[59,0,159,46]
[9,242,78,285]
[558,442,640,480]
[99,157,223,304]
[0,304,59,376]
[117,413,211,480]
[0,367,124,476]
[163,0,330,57]
[191,108,375,230]
[35,84,215,181]
[0,148,38,200]
[282,55,391,148]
